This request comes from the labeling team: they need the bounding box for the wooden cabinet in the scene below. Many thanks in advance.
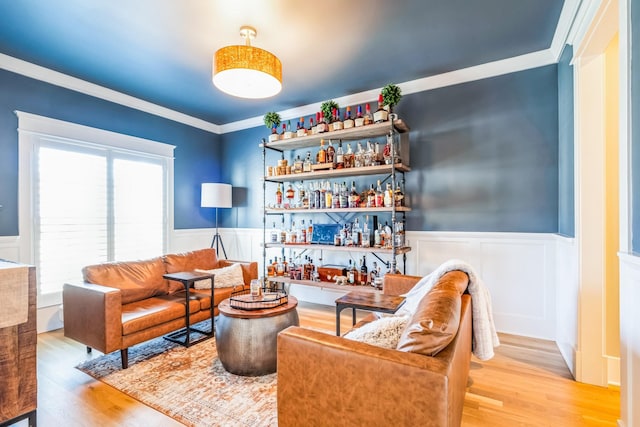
[0,261,37,427]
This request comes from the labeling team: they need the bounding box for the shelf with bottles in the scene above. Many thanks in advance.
[265,276,381,295]
[261,118,409,152]
[263,242,411,255]
[265,206,411,214]
[264,162,411,183]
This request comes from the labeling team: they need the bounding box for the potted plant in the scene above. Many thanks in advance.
[264,112,281,142]
[381,84,402,112]
[320,100,339,131]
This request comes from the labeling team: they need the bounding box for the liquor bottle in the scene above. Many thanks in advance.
[333,182,341,209]
[303,151,313,173]
[326,140,335,166]
[298,219,306,243]
[309,117,316,134]
[289,221,296,243]
[351,218,361,247]
[339,181,348,208]
[317,111,327,133]
[314,182,321,209]
[284,120,294,139]
[374,225,381,247]
[332,108,343,131]
[375,180,384,208]
[395,179,405,207]
[335,141,345,169]
[276,257,285,276]
[270,222,279,243]
[362,217,371,248]
[343,106,355,129]
[280,223,287,243]
[286,183,296,208]
[297,117,307,137]
[280,123,287,139]
[384,182,393,207]
[360,255,368,285]
[293,154,303,174]
[367,184,376,207]
[275,183,283,208]
[317,139,327,164]
[344,143,354,168]
[347,259,356,284]
[324,181,333,209]
[307,220,313,242]
[364,103,373,125]
[348,181,359,208]
[354,141,364,168]
[355,105,365,127]
[319,181,326,209]
[373,94,389,123]
[267,259,275,277]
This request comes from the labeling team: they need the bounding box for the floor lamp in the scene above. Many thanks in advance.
[201,183,232,259]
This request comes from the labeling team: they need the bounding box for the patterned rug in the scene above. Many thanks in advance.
[75,321,277,427]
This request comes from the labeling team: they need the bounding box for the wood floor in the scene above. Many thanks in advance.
[33,301,619,427]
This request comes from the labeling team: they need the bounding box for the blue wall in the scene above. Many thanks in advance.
[221,65,559,232]
[557,45,575,237]
[0,69,222,235]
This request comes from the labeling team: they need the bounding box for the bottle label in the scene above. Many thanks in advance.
[333,121,344,131]
[374,110,389,123]
[297,129,307,137]
[343,119,355,128]
[354,117,365,127]
[317,123,326,133]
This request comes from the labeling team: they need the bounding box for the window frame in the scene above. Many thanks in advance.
[17,111,175,308]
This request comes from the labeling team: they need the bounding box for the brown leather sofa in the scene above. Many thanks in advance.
[277,271,472,427]
[63,248,257,368]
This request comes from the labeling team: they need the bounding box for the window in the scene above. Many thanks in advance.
[18,112,174,307]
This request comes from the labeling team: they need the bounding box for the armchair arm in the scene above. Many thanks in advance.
[277,327,450,427]
[217,259,258,286]
[383,273,422,295]
[62,282,122,354]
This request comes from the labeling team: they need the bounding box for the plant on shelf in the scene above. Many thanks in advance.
[320,100,339,122]
[381,83,402,111]
[264,112,282,142]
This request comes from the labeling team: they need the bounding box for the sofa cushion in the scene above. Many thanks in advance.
[82,257,168,304]
[194,263,244,289]
[396,270,468,356]
[163,248,219,292]
[344,315,409,349]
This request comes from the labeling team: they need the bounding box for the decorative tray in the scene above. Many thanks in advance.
[229,288,288,311]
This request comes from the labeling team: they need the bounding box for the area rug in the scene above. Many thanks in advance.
[75,322,277,427]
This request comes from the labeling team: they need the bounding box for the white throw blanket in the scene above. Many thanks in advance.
[396,259,500,360]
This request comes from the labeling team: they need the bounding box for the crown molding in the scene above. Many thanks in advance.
[0,53,221,134]
[550,0,583,60]
[220,48,557,134]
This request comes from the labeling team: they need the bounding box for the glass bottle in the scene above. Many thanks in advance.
[373,94,389,123]
[326,140,335,166]
[351,218,361,247]
[298,219,306,244]
[270,222,279,243]
[344,143,354,168]
[395,179,405,207]
[325,181,333,209]
[335,141,345,169]
[355,105,365,127]
[362,217,371,248]
[303,151,313,173]
[339,181,348,208]
[375,179,384,208]
[267,259,275,277]
[349,181,359,208]
[332,107,343,131]
[275,183,283,208]
[286,183,295,208]
[348,259,356,284]
[319,181,326,209]
[309,116,315,134]
[293,154,303,174]
[343,106,355,129]
[364,103,373,125]
[367,184,376,208]
[317,139,327,164]
[307,220,313,242]
[384,182,393,207]
[360,255,368,285]
[333,182,341,209]
[297,117,307,137]
[317,111,327,133]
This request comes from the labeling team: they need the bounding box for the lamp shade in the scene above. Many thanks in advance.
[201,183,232,208]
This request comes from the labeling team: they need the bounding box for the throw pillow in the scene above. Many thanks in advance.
[194,263,244,289]
[343,315,409,349]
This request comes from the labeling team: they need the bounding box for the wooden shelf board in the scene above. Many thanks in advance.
[265,206,411,214]
[263,243,411,255]
[264,163,410,182]
[266,276,381,294]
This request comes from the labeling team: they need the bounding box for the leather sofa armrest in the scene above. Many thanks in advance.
[277,327,450,427]
[383,273,423,295]
[217,259,258,286]
[62,282,122,354]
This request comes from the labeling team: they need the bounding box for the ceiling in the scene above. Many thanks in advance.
[0,0,565,127]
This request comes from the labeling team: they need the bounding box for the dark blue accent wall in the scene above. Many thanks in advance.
[557,45,575,237]
[0,69,221,235]
[221,65,559,232]
[633,0,640,253]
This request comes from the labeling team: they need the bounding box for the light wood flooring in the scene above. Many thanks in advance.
[33,301,619,426]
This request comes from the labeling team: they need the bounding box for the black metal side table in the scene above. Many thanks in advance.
[335,292,406,336]
[163,271,215,347]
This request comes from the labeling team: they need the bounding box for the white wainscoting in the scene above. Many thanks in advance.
[618,253,640,427]
[555,235,579,378]
[0,236,20,262]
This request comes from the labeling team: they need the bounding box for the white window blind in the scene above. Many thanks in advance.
[17,112,175,308]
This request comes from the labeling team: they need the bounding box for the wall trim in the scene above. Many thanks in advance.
[0,53,221,135]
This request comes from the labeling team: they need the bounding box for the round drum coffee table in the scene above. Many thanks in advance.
[216,295,299,376]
